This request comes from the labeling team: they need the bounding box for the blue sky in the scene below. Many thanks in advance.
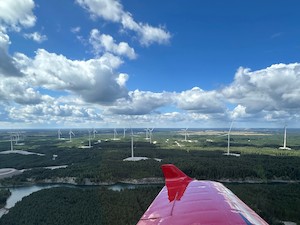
[1,0,300,129]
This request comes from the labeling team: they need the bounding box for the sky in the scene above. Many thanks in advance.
[0,0,300,129]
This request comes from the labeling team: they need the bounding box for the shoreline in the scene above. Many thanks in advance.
[1,176,300,188]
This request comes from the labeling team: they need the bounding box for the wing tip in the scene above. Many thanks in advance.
[161,164,192,181]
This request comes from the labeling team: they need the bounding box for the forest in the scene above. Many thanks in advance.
[0,189,10,208]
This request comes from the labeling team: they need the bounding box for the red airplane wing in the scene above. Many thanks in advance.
[137,164,269,225]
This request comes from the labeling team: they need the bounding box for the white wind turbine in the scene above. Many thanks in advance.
[14,132,19,145]
[93,128,97,139]
[88,130,92,148]
[69,129,75,142]
[123,128,149,161]
[182,128,188,141]
[149,128,154,144]
[223,121,240,157]
[113,128,118,140]
[10,134,14,151]
[123,128,127,138]
[14,131,25,145]
[226,121,234,155]
[130,129,134,158]
[279,125,291,150]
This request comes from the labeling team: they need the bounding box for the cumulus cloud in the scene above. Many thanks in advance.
[76,0,171,46]
[223,63,300,114]
[107,90,172,115]
[176,87,225,113]
[0,0,36,31]
[8,100,102,125]
[0,31,24,77]
[14,49,128,104]
[231,105,247,119]
[89,29,136,59]
[24,32,47,43]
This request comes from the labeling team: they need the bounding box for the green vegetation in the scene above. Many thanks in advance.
[0,189,10,208]
[0,186,161,225]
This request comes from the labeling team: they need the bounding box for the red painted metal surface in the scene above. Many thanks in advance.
[137,164,269,225]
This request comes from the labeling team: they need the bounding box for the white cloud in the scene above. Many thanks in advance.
[0,0,36,31]
[8,100,103,125]
[223,63,300,115]
[76,0,171,46]
[24,32,47,43]
[77,0,123,22]
[0,31,24,77]
[107,90,172,115]
[71,26,81,33]
[89,29,136,59]
[232,105,247,119]
[176,87,225,113]
[138,23,171,46]
[14,49,128,104]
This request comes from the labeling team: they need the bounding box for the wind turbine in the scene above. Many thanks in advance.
[130,129,134,158]
[14,132,20,145]
[279,125,291,150]
[93,128,97,139]
[88,130,92,148]
[69,129,75,142]
[113,128,118,140]
[182,128,188,141]
[149,128,154,144]
[10,134,14,151]
[123,128,127,138]
[226,121,234,155]
[223,121,240,157]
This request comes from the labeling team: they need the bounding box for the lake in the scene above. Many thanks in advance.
[0,182,143,218]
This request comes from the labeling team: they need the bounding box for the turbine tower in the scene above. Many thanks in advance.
[69,129,75,142]
[123,128,127,138]
[131,129,134,158]
[88,130,92,148]
[10,134,14,151]
[227,121,234,155]
[279,125,291,150]
[113,128,118,140]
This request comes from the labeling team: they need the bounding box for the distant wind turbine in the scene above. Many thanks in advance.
[223,121,240,157]
[113,128,118,140]
[182,128,188,141]
[131,129,134,158]
[279,125,291,150]
[149,128,154,144]
[227,121,234,155]
[10,134,14,151]
[123,128,127,138]
[88,130,92,148]
[93,128,97,139]
[69,130,75,142]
